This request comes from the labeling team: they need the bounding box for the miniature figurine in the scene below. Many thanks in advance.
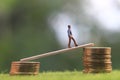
[67,25,78,48]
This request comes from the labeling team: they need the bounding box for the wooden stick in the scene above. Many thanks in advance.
[20,43,94,62]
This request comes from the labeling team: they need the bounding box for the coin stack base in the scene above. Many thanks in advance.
[10,61,40,75]
[83,47,112,73]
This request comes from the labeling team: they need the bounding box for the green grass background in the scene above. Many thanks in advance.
[0,70,120,80]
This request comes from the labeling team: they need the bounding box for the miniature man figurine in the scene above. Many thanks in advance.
[67,25,78,48]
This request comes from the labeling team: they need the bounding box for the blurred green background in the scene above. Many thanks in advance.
[0,0,120,73]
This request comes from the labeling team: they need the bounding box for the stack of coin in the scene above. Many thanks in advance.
[10,61,40,75]
[83,47,112,73]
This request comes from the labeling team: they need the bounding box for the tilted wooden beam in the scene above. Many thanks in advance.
[20,43,94,62]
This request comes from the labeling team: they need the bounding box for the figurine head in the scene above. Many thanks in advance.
[68,25,71,28]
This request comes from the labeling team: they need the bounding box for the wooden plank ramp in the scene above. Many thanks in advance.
[20,43,94,62]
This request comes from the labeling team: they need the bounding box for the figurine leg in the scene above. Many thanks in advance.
[68,37,71,48]
[71,37,78,46]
